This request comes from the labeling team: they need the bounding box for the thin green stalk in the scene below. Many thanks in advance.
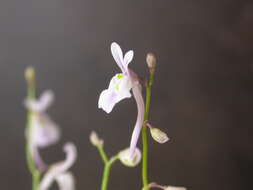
[142,71,155,189]
[32,171,41,190]
[25,68,41,190]
[101,156,119,190]
[95,145,118,190]
[98,146,109,164]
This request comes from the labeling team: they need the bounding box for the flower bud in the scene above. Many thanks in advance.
[164,186,186,190]
[90,131,104,147]
[146,53,156,73]
[119,148,141,167]
[150,128,169,144]
[25,66,36,89]
[25,66,35,82]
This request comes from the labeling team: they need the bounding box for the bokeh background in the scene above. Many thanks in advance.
[0,0,253,189]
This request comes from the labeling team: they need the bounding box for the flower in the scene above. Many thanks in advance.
[24,90,60,171]
[98,42,134,114]
[118,147,141,167]
[98,42,145,158]
[39,142,77,190]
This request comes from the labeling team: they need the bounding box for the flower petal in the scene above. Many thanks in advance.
[123,50,134,68]
[111,42,125,73]
[39,90,54,109]
[98,89,117,113]
[129,83,145,157]
[108,74,133,94]
[99,74,133,113]
[114,77,132,102]
[33,146,47,171]
[32,114,60,148]
[28,112,60,171]
[39,142,77,190]
[25,90,54,112]
[55,172,75,190]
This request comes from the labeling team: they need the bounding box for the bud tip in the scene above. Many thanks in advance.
[25,66,35,82]
[90,131,104,147]
[146,52,156,72]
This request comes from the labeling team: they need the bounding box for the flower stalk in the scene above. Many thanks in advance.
[101,155,119,190]
[90,131,119,190]
[142,53,156,189]
[94,144,118,190]
[25,67,41,190]
[98,146,109,164]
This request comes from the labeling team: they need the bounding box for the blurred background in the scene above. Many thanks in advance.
[0,0,253,189]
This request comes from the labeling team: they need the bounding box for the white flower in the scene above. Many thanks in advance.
[39,143,77,190]
[98,43,134,113]
[98,42,145,158]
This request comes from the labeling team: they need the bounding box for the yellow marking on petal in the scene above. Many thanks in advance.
[116,73,124,79]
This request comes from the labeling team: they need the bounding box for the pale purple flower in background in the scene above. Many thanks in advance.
[24,90,60,171]
[39,143,77,190]
[98,42,145,157]
[25,90,54,112]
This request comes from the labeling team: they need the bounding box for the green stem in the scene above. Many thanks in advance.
[101,156,119,190]
[32,171,41,190]
[98,146,109,164]
[95,145,118,190]
[142,72,155,189]
[25,69,41,190]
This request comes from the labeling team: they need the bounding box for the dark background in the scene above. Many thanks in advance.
[0,0,253,189]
